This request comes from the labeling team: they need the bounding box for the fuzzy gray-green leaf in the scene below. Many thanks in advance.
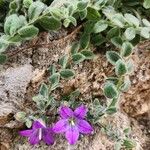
[72,53,85,64]
[60,69,75,79]
[104,82,118,99]
[121,42,133,57]
[39,16,62,30]
[18,25,39,39]
[106,51,121,65]
[81,50,95,59]
[115,59,127,76]
[0,54,7,64]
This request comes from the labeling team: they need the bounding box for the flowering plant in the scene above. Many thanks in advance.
[53,105,93,145]
[19,105,93,145]
[19,120,54,145]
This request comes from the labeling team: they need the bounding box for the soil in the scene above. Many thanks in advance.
[0,7,150,149]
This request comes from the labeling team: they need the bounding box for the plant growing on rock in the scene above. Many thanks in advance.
[1,0,149,148]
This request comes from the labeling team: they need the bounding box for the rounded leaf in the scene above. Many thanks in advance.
[115,59,127,76]
[72,53,85,64]
[106,51,121,65]
[38,16,62,31]
[18,25,39,39]
[124,27,136,41]
[104,82,118,99]
[60,69,75,79]
[121,42,133,57]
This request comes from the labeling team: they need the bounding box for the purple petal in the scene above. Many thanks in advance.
[19,129,33,137]
[74,105,87,119]
[32,120,45,129]
[29,130,40,145]
[77,119,93,134]
[42,128,54,145]
[53,119,68,133]
[65,126,79,145]
[59,106,73,119]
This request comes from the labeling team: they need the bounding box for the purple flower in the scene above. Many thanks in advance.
[19,120,54,145]
[53,105,93,145]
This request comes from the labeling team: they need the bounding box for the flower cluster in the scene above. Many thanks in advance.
[19,105,93,145]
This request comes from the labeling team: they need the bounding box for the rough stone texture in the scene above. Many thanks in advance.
[0,65,33,127]
[121,47,150,117]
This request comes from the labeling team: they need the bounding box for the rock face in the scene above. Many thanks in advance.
[0,65,33,127]
[0,26,150,149]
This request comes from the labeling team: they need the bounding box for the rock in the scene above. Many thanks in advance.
[0,65,33,127]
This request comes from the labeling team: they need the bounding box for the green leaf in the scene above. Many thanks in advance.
[141,27,150,39]
[121,42,133,57]
[60,69,75,79]
[39,83,49,97]
[77,1,88,11]
[111,37,122,48]
[142,19,150,27]
[8,34,22,43]
[63,18,70,28]
[93,20,108,33]
[114,141,122,150]
[143,0,150,9]
[80,33,90,49]
[91,34,106,46]
[126,59,134,73]
[48,65,56,75]
[49,73,60,90]
[23,0,32,8]
[124,13,140,27]
[124,27,136,41]
[28,1,46,20]
[18,25,39,39]
[84,21,95,34]
[15,111,26,121]
[68,16,77,26]
[0,54,7,64]
[81,50,95,59]
[112,13,125,28]
[25,118,32,128]
[107,27,120,39]
[38,16,62,30]
[9,0,19,10]
[120,76,131,92]
[104,82,118,99]
[106,107,117,115]
[86,7,100,21]
[79,9,87,20]
[106,51,121,65]
[71,42,80,55]
[59,54,69,69]
[0,36,9,53]
[49,8,64,20]
[4,14,21,36]
[115,59,127,76]
[123,128,131,134]
[123,139,136,149]
[72,53,85,64]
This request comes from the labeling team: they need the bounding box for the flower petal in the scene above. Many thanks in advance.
[77,119,93,134]
[74,105,87,119]
[42,128,54,145]
[32,120,45,129]
[29,130,40,145]
[59,106,73,119]
[19,129,33,137]
[65,126,79,145]
[53,119,68,133]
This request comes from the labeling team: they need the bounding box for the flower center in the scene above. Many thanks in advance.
[69,118,76,126]
[39,128,42,140]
